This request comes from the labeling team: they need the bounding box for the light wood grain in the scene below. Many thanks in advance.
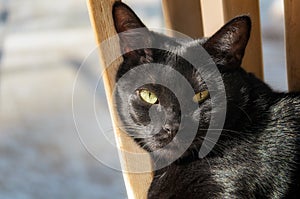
[200,0,224,36]
[162,0,204,38]
[222,0,264,80]
[86,0,152,198]
[284,0,300,91]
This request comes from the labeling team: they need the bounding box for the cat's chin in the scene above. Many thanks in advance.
[150,151,180,167]
[149,140,205,166]
[147,144,192,166]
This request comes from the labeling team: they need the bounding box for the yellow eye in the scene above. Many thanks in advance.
[193,90,209,103]
[139,89,158,104]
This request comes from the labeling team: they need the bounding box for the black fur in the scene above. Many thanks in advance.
[112,2,300,198]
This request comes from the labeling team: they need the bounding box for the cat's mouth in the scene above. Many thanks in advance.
[138,128,175,149]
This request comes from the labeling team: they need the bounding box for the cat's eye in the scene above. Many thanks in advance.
[193,90,209,103]
[139,89,158,104]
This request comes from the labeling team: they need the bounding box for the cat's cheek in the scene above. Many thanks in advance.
[192,106,211,125]
[127,102,151,126]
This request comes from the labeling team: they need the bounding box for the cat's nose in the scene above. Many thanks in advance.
[163,123,179,135]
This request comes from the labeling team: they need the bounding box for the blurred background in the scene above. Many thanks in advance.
[0,0,286,198]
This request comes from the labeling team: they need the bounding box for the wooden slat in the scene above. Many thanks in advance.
[222,0,264,80]
[200,0,224,36]
[284,0,300,91]
[86,0,152,198]
[162,0,204,38]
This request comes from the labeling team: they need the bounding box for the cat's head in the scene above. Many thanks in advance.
[113,2,254,162]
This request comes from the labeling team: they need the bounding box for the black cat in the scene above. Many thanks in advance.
[112,2,300,198]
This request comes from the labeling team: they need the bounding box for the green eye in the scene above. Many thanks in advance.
[193,90,209,103]
[139,89,158,104]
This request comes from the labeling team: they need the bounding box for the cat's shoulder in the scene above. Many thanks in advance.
[269,91,300,126]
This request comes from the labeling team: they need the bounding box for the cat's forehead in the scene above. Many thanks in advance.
[162,37,207,57]
[161,39,208,73]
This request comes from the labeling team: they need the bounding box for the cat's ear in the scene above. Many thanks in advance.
[203,16,251,70]
[113,2,153,63]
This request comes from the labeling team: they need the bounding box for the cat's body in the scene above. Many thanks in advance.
[148,88,300,199]
[112,2,300,198]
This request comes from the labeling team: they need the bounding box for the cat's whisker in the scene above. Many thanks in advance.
[197,136,227,153]
[198,141,214,170]
[198,128,251,136]
[159,172,167,180]
[230,103,253,123]
[198,137,268,165]
[153,151,164,166]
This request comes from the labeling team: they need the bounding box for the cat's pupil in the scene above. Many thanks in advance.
[193,90,209,103]
[139,89,158,104]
